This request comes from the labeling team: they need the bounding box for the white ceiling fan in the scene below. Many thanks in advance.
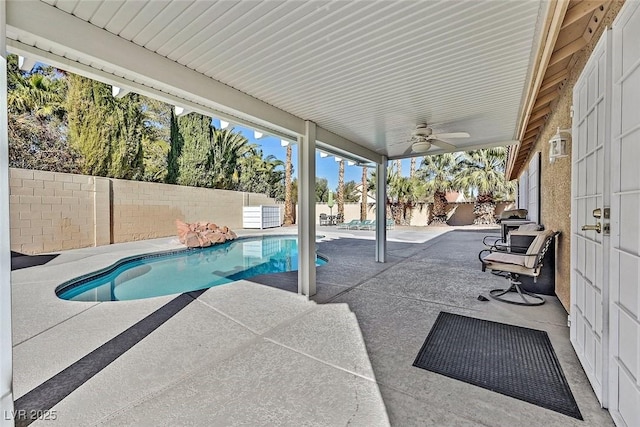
[407,123,470,154]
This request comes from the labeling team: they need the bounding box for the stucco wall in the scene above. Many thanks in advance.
[521,2,624,311]
[9,168,276,254]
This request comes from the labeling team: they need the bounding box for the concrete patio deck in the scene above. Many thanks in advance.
[10,227,613,426]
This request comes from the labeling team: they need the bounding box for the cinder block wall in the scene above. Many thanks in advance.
[9,169,96,253]
[110,179,274,243]
[9,168,277,254]
[314,202,514,226]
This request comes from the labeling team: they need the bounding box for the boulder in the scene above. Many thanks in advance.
[176,220,237,248]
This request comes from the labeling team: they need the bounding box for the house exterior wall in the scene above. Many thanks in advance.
[521,2,624,311]
[8,168,276,254]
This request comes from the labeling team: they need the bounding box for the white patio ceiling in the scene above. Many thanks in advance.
[7,0,548,160]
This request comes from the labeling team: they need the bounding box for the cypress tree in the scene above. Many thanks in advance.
[67,74,145,178]
[67,74,112,176]
[175,113,212,187]
[166,109,182,184]
[109,93,144,179]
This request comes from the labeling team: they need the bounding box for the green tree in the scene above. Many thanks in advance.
[108,93,145,180]
[388,174,425,225]
[209,127,254,189]
[455,147,515,224]
[166,109,183,184]
[342,180,360,203]
[238,150,283,197]
[417,153,459,225]
[67,74,112,176]
[316,177,330,202]
[173,113,212,187]
[67,74,145,178]
[6,55,78,172]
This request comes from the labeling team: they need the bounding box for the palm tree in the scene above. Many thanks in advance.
[283,144,294,225]
[360,166,368,221]
[410,157,417,178]
[417,153,458,225]
[343,180,360,202]
[209,127,255,189]
[238,151,283,196]
[388,174,425,225]
[455,147,514,225]
[8,70,66,119]
[337,159,345,220]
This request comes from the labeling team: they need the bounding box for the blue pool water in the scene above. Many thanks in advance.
[56,236,326,302]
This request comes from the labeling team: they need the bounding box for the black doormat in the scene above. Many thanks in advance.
[413,312,582,420]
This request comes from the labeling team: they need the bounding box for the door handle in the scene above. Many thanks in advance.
[582,222,602,233]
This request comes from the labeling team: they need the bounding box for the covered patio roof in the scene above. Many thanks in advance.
[7,0,556,159]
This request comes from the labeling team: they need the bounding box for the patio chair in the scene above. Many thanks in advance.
[319,213,329,226]
[482,223,543,248]
[358,220,374,230]
[386,219,395,230]
[338,219,361,229]
[479,229,558,306]
[335,213,344,225]
[361,220,377,230]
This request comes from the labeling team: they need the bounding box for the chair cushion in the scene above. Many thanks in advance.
[518,223,542,231]
[524,229,556,268]
[484,252,527,267]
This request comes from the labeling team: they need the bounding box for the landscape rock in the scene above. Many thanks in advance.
[175,219,238,248]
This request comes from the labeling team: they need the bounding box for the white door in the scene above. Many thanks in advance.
[570,28,611,406]
[608,2,640,426]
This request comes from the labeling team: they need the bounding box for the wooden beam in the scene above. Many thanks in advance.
[530,106,552,122]
[549,37,588,67]
[561,1,607,29]
[583,2,609,42]
[526,117,547,131]
[523,129,539,140]
[540,69,569,92]
[533,90,561,110]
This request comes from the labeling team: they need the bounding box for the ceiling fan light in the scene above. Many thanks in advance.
[412,141,431,152]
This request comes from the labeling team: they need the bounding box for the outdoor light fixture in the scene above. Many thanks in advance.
[174,106,190,117]
[348,161,355,166]
[220,120,229,129]
[334,157,342,162]
[549,127,570,163]
[320,152,329,158]
[280,139,290,147]
[254,130,263,139]
[18,55,36,72]
[111,86,131,99]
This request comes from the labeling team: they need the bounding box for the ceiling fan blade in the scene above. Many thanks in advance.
[431,132,470,139]
[429,139,457,151]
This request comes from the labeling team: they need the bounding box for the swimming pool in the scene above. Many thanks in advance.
[56,236,327,302]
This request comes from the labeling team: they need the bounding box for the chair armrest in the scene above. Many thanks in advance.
[482,235,503,247]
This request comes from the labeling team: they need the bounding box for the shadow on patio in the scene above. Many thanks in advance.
[11,229,613,426]
[251,229,614,426]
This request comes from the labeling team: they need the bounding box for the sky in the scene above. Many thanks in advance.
[220,120,415,191]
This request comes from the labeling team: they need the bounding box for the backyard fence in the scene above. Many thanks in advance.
[9,168,276,254]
